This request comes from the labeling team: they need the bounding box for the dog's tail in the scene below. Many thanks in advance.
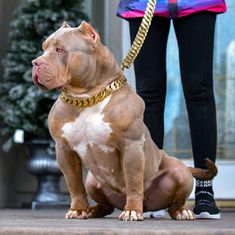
[188,158,218,180]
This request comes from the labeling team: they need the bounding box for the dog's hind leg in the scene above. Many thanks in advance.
[85,171,114,218]
[167,165,195,220]
[168,197,195,220]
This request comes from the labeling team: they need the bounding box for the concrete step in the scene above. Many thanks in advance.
[0,209,234,235]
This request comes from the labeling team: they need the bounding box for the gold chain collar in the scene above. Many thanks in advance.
[60,76,127,108]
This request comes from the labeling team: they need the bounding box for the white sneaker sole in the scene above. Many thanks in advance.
[143,209,166,218]
[195,212,221,220]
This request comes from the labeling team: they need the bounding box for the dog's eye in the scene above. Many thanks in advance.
[56,47,63,53]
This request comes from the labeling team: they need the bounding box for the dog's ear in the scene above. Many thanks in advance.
[60,21,71,29]
[78,21,100,44]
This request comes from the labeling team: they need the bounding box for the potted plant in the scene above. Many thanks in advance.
[0,0,89,209]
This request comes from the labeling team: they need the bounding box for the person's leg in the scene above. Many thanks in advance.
[173,12,220,219]
[129,17,170,149]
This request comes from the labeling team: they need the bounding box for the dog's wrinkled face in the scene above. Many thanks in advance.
[32,21,100,91]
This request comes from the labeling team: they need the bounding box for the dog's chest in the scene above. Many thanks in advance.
[62,96,114,158]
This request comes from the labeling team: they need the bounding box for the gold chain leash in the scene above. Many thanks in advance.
[120,0,157,71]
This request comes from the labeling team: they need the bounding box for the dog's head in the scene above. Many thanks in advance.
[32,21,101,91]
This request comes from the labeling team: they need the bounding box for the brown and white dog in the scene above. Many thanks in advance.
[32,21,217,221]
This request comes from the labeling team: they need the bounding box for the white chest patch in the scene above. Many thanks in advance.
[62,96,114,158]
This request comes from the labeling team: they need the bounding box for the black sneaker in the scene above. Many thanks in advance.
[193,199,221,219]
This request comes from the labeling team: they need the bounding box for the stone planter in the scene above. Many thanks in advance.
[26,139,68,209]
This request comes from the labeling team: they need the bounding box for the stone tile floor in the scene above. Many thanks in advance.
[0,209,235,235]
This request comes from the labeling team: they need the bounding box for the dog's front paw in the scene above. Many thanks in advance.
[65,208,88,219]
[119,210,144,221]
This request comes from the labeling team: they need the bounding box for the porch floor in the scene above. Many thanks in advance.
[0,209,235,235]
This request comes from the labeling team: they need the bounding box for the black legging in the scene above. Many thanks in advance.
[129,11,217,169]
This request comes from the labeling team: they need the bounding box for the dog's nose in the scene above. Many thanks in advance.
[32,59,42,67]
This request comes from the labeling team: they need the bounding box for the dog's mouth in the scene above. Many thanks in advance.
[32,72,65,91]
[32,72,48,90]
